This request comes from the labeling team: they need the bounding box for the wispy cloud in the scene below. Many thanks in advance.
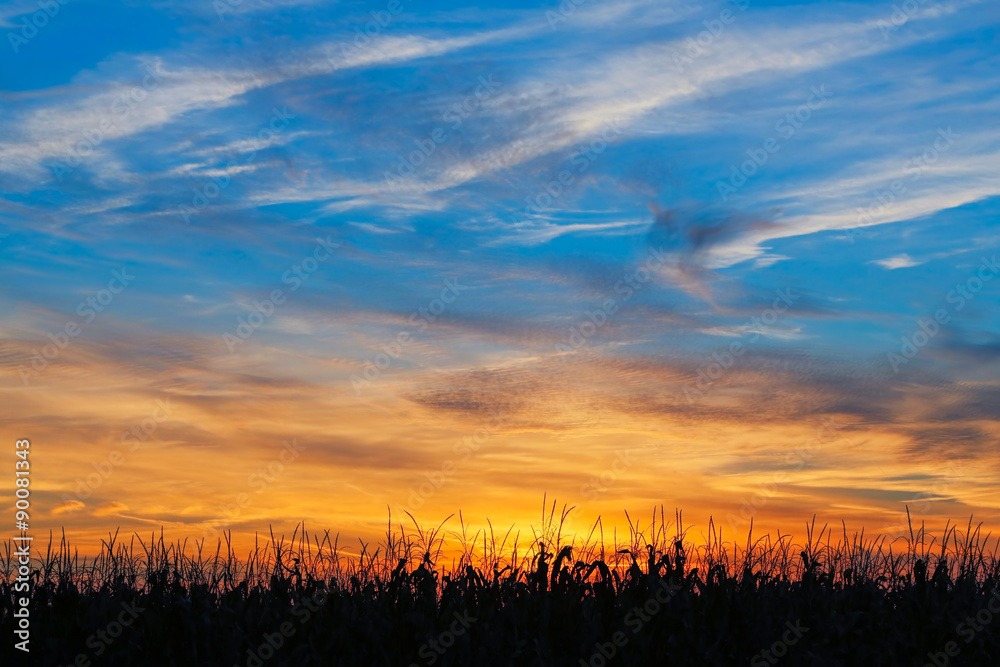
[872,253,921,270]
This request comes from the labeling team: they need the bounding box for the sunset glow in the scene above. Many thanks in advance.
[2,0,999,561]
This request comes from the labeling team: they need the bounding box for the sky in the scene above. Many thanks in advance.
[1,0,998,557]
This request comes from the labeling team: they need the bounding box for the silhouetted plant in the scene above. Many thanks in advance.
[2,502,999,665]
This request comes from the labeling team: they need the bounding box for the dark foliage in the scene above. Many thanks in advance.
[2,505,999,666]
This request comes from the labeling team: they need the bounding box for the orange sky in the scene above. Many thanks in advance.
[6,324,999,561]
[3,0,1000,572]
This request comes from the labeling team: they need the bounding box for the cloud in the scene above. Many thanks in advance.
[872,254,922,270]
[53,500,86,515]
[94,501,129,517]
[493,219,647,246]
[643,204,781,305]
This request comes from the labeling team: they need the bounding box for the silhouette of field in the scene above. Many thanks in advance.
[3,503,999,666]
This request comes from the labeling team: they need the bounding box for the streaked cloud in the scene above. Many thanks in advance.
[872,253,922,270]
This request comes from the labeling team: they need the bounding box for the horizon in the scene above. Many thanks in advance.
[2,0,1000,562]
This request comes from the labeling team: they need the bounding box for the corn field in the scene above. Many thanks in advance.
[2,502,999,666]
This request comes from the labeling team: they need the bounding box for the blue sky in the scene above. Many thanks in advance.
[1,0,999,548]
